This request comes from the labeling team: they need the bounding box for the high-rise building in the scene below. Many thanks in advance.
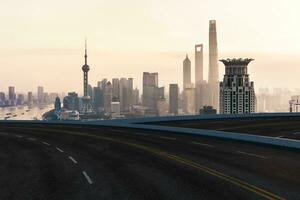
[98,79,107,89]
[88,84,93,101]
[119,78,129,111]
[8,86,16,106]
[183,55,191,90]
[63,92,79,110]
[81,39,93,113]
[0,92,5,106]
[37,86,44,103]
[111,101,121,118]
[127,78,134,107]
[195,44,204,85]
[183,86,196,114]
[157,97,168,116]
[93,87,104,111]
[103,81,112,113]
[289,95,300,112]
[208,20,219,111]
[112,78,120,100]
[169,84,179,115]
[27,92,33,105]
[195,44,205,111]
[54,96,61,111]
[0,92,5,102]
[17,94,25,105]
[133,87,140,105]
[142,72,160,110]
[219,58,256,114]
[8,86,16,101]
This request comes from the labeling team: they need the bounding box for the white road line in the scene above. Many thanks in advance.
[56,147,64,153]
[276,135,284,138]
[159,136,177,140]
[237,151,266,159]
[82,171,93,184]
[27,137,37,141]
[42,142,50,146]
[15,135,23,138]
[68,156,78,164]
[192,141,214,148]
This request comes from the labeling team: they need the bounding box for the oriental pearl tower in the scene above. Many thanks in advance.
[81,39,92,114]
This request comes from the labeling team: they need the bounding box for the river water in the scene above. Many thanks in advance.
[0,104,53,120]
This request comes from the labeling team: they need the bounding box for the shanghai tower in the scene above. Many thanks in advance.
[208,20,219,111]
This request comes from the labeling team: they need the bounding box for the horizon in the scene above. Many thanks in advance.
[1,0,300,93]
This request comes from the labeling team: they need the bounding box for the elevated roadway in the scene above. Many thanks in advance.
[0,123,299,199]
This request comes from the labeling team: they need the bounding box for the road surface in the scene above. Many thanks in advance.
[152,116,300,140]
[0,123,299,199]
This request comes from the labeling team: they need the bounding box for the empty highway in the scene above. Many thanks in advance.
[0,123,299,199]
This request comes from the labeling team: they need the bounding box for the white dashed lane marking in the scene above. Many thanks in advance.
[42,142,51,146]
[27,137,37,141]
[82,171,93,184]
[68,156,78,164]
[237,151,266,159]
[192,141,214,148]
[159,136,177,140]
[15,134,23,138]
[56,147,64,153]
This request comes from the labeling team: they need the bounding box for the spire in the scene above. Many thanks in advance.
[186,54,188,59]
[84,38,87,65]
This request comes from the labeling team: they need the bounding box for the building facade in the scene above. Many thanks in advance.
[219,58,256,114]
[183,55,191,90]
[169,84,179,115]
[142,72,159,110]
[208,20,219,111]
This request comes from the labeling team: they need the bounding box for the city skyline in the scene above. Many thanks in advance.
[2,0,300,92]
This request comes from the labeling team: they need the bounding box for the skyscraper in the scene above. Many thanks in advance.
[81,39,92,113]
[93,87,104,111]
[112,78,120,100]
[195,44,204,85]
[27,92,33,105]
[142,72,159,110]
[8,86,16,106]
[169,84,179,115]
[8,86,16,101]
[103,81,112,113]
[195,44,204,111]
[37,86,44,104]
[208,20,219,111]
[133,87,140,105]
[183,55,191,90]
[219,58,256,114]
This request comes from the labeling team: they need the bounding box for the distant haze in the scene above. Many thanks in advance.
[1,0,300,93]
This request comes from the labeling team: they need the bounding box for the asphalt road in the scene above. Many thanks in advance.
[153,116,300,140]
[0,124,299,199]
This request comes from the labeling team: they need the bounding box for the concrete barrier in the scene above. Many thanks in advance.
[1,112,300,150]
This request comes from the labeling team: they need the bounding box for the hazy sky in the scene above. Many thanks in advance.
[1,0,300,94]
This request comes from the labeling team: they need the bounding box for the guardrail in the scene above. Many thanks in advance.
[101,112,300,124]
